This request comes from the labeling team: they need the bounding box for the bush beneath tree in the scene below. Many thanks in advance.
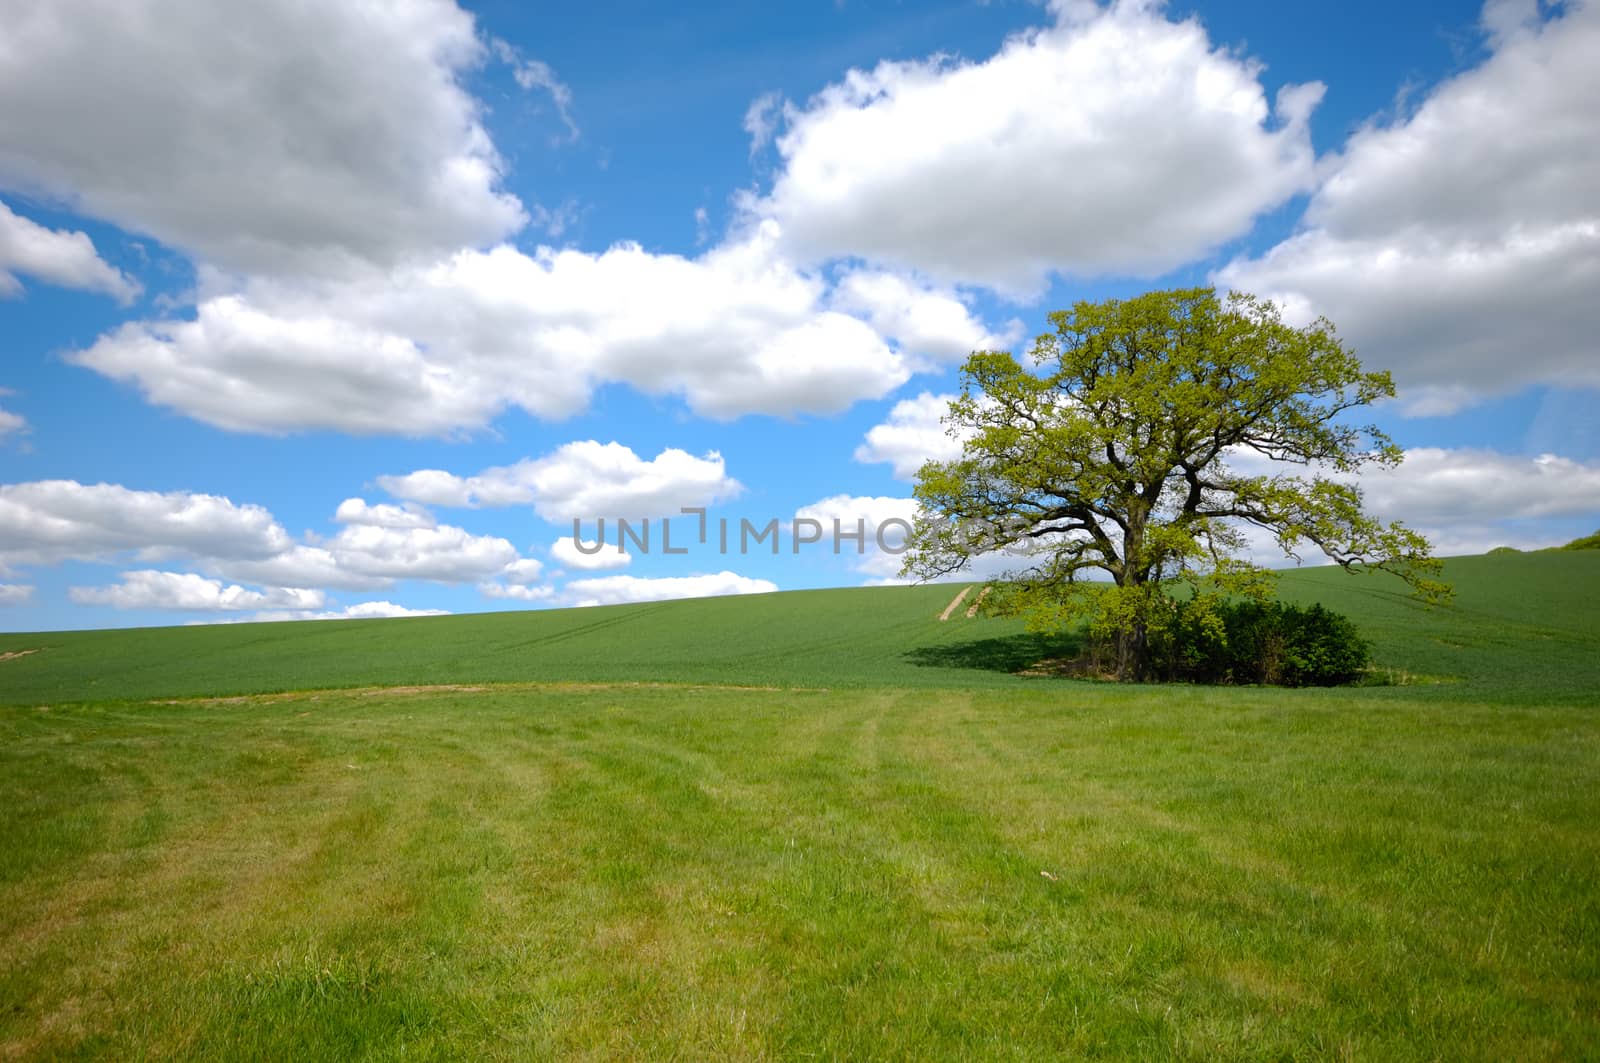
[1102,596,1370,687]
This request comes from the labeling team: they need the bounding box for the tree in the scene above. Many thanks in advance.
[902,287,1449,681]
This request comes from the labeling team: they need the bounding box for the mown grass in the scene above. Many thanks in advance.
[3,683,1597,1059]
[1,550,1597,1057]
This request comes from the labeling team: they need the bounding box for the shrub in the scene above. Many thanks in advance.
[1275,603,1371,686]
[1105,596,1370,686]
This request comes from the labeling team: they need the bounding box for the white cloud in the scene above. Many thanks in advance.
[854,391,970,479]
[752,0,1321,292]
[794,493,924,581]
[490,40,579,144]
[499,557,546,584]
[0,390,26,440]
[744,91,785,157]
[477,555,551,601]
[380,440,741,520]
[0,0,524,275]
[69,224,925,432]
[315,523,520,584]
[791,490,1026,585]
[1359,448,1600,525]
[0,198,137,301]
[69,570,326,611]
[793,494,923,541]
[208,545,387,593]
[201,601,451,625]
[478,581,555,602]
[0,480,292,567]
[6,3,1025,437]
[1216,443,1600,564]
[830,272,1019,365]
[1217,1,1600,412]
[550,535,631,571]
[70,294,513,436]
[0,479,540,595]
[562,570,777,607]
[0,583,34,606]
[334,498,437,529]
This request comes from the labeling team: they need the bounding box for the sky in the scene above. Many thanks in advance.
[2,0,1598,631]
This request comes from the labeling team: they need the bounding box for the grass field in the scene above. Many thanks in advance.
[2,552,1598,1058]
[5,551,1599,705]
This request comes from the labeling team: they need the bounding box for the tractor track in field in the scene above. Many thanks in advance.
[938,586,972,620]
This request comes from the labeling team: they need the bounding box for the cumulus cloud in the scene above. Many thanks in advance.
[854,391,971,479]
[70,293,516,436]
[208,545,388,593]
[830,272,1020,365]
[0,0,525,275]
[562,570,778,607]
[7,2,1022,435]
[1358,448,1600,526]
[0,480,544,596]
[1217,1,1600,412]
[794,493,924,581]
[793,494,923,542]
[499,558,546,584]
[68,570,325,611]
[478,581,555,602]
[379,440,741,520]
[1214,443,1600,565]
[0,198,137,301]
[550,536,631,571]
[68,224,935,432]
[333,498,437,529]
[199,601,451,625]
[477,557,552,601]
[792,490,1029,585]
[751,0,1321,291]
[0,583,34,606]
[0,480,292,567]
[316,522,521,584]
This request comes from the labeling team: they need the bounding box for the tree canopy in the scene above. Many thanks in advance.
[903,287,1448,681]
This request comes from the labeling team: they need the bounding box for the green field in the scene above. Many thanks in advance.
[2,553,1598,1058]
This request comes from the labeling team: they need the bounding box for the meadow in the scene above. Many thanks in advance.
[1,552,1597,1058]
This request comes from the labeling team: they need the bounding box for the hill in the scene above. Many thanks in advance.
[1560,528,1600,550]
[4,551,1597,1057]
[4,550,1598,705]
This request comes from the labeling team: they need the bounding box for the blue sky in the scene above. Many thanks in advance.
[2,0,1597,630]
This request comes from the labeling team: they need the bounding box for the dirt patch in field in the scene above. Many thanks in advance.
[356,684,486,697]
[1015,656,1117,680]
[965,586,991,618]
[0,648,40,663]
[147,680,828,707]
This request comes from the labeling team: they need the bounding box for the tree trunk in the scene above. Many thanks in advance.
[1115,519,1152,681]
[1115,619,1149,682]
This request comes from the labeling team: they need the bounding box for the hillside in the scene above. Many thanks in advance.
[3,551,1598,705]
[5,552,1598,1057]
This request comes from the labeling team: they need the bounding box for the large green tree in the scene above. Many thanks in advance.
[903,288,1449,681]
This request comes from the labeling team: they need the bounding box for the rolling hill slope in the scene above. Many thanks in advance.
[2,551,1597,705]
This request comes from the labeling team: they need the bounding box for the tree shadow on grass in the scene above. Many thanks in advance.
[904,632,1084,675]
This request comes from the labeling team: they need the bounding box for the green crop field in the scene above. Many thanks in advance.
[2,551,1598,1058]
